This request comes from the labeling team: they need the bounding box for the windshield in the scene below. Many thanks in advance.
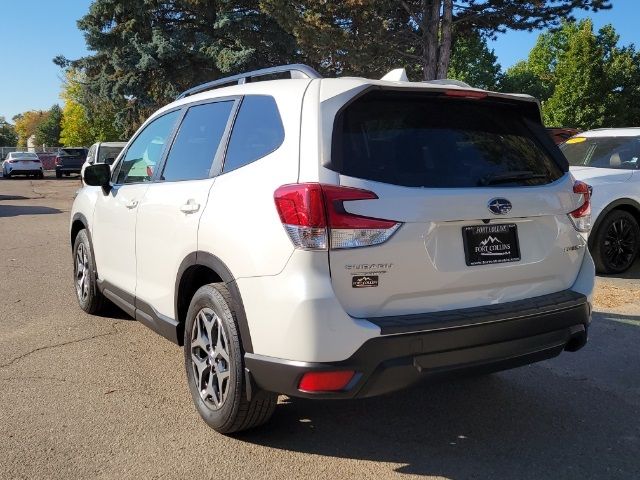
[561,136,640,169]
[331,91,564,188]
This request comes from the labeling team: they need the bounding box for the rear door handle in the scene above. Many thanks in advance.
[180,200,200,214]
[126,200,138,209]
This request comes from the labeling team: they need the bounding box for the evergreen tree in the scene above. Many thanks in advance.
[56,0,298,135]
[447,31,501,90]
[262,0,611,80]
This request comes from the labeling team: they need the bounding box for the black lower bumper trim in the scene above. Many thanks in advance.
[245,290,590,400]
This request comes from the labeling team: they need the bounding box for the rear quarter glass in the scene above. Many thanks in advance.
[330,90,564,188]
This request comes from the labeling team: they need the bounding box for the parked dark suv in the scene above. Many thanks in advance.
[55,148,88,178]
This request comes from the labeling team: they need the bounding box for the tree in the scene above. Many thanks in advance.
[13,110,49,148]
[447,31,501,89]
[60,70,94,146]
[262,0,611,80]
[501,19,640,129]
[544,20,608,128]
[57,0,298,136]
[0,117,18,147]
[34,105,63,147]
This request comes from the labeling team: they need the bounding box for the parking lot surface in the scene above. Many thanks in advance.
[1,173,639,479]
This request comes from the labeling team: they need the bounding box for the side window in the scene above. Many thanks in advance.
[223,96,284,173]
[115,110,180,184]
[161,101,233,182]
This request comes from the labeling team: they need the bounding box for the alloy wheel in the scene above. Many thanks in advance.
[603,217,637,270]
[190,308,231,410]
[75,243,89,302]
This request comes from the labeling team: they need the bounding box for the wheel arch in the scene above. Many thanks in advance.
[175,252,253,352]
[589,198,640,249]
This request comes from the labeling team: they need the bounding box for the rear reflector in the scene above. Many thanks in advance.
[568,180,592,232]
[274,183,401,250]
[298,371,355,392]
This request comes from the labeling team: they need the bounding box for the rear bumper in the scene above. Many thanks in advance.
[245,290,590,399]
[55,166,81,173]
[5,168,42,175]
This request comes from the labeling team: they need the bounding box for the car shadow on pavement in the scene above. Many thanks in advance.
[242,317,640,479]
[0,195,29,201]
[0,205,61,218]
[599,257,640,280]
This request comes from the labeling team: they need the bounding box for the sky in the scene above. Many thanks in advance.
[1,0,639,123]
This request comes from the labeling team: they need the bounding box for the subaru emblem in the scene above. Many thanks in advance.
[488,198,512,215]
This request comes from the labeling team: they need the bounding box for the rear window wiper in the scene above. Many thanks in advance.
[479,171,548,186]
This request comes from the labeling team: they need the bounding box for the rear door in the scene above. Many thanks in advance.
[134,99,236,320]
[325,90,586,318]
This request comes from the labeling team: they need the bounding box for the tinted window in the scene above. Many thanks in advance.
[11,152,38,160]
[162,101,233,182]
[223,96,284,173]
[61,148,87,156]
[331,91,563,188]
[116,110,179,184]
[561,136,640,169]
[97,146,124,164]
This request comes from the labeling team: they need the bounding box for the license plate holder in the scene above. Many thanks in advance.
[462,224,521,266]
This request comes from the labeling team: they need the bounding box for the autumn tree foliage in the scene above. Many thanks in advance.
[13,110,49,148]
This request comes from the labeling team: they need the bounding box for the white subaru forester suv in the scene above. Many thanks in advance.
[71,64,594,433]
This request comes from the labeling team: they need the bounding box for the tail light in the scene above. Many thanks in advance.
[55,156,62,166]
[298,371,355,392]
[568,180,592,232]
[274,183,401,250]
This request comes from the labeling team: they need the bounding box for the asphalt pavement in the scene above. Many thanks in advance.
[1,173,639,480]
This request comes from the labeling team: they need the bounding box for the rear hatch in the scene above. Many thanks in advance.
[58,148,87,169]
[324,89,587,318]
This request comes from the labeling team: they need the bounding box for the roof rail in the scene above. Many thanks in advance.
[177,64,322,99]
[423,79,473,88]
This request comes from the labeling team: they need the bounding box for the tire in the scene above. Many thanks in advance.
[72,229,107,314]
[592,210,640,274]
[184,283,277,434]
[55,170,62,179]
[65,172,70,177]
[37,171,44,179]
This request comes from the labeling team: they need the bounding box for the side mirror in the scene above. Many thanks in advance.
[105,157,116,165]
[84,163,111,189]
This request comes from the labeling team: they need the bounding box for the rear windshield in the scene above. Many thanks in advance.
[561,136,640,169]
[331,91,564,188]
[60,148,86,156]
[10,152,39,160]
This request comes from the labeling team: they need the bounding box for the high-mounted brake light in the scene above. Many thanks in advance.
[444,89,488,99]
[568,180,592,233]
[274,183,401,250]
[298,371,355,392]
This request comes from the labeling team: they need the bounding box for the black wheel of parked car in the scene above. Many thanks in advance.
[37,171,44,179]
[56,170,62,179]
[184,283,277,434]
[72,229,107,314]
[592,210,640,274]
